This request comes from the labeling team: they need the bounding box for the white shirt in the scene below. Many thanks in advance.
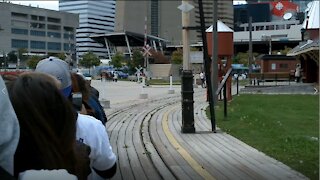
[200,72,205,79]
[76,113,116,180]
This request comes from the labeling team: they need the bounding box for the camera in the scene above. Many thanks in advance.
[72,92,83,112]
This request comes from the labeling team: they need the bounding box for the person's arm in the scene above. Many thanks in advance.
[88,119,117,179]
[93,162,117,179]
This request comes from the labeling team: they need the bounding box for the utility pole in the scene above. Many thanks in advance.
[249,16,253,74]
[211,0,218,105]
[178,0,195,133]
[198,0,216,132]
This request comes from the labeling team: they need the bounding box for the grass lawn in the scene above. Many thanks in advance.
[207,94,319,180]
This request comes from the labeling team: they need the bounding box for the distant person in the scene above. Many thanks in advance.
[72,73,107,124]
[6,72,85,179]
[295,63,302,83]
[199,71,205,88]
[113,72,118,82]
[35,57,117,179]
[0,76,19,179]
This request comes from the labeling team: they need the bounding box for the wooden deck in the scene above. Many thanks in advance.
[105,89,307,180]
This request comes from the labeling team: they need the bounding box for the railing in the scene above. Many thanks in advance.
[215,68,232,118]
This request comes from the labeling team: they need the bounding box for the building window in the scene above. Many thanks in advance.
[64,26,74,32]
[30,30,46,37]
[64,33,74,40]
[11,12,28,19]
[30,23,45,29]
[64,43,75,51]
[48,24,61,31]
[279,63,288,69]
[47,42,61,50]
[47,17,61,23]
[12,39,28,48]
[47,32,61,38]
[31,15,45,21]
[11,28,28,35]
[271,63,276,70]
[31,41,46,50]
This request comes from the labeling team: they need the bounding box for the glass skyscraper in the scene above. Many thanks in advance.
[59,0,116,59]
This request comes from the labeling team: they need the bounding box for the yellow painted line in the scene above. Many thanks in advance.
[162,106,216,180]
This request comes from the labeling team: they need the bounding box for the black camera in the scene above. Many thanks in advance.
[72,92,83,112]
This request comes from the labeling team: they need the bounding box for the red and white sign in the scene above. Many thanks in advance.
[270,1,298,17]
[143,45,152,57]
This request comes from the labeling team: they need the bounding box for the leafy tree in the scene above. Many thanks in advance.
[272,46,293,55]
[7,51,17,62]
[17,48,27,62]
[57,52,66,60]
[127,50,144,73]
[79,52,100,68]
[110,52,124,68]
[171,49,183,64]
[26,56,43,69]
[233,51,259,66]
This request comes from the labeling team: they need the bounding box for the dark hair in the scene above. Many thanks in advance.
[7,72,78,177]
[71,73,89,102]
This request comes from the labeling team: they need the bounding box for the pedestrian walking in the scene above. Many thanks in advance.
[113,72,118,82]
[295,63,302,82]
[200,71,206,88]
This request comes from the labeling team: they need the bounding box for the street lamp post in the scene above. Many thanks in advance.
[178,0,195,133]
[261,35,272,55]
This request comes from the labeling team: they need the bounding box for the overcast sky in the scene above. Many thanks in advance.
[10,1,247,11]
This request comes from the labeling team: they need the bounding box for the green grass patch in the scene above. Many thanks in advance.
[206,94,319,180]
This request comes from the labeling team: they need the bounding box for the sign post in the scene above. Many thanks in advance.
[168,74,175,94]
[178,0,195,133]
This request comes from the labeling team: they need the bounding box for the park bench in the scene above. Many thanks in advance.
[248,72,291,85]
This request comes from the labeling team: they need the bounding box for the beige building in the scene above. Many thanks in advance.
[0,2,78,57]
[115,0,233,46]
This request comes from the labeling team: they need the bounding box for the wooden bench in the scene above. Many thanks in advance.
[248,72,291,85]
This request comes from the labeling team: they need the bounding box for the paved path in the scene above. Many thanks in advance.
[91,80,307,180]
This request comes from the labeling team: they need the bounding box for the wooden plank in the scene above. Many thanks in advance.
[115,111,135,180]
[170,108,251,180]
[141,109,176,180]
[124,110,148,180]
[150,108,195,179]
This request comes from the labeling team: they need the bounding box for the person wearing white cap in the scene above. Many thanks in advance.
[35,56,117,180]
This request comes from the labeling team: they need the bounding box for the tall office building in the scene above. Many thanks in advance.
[115,0,233,46]
[0,2,78,60]
[59,0,116,59]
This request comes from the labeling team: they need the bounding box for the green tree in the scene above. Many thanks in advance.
[171,49,183,64]
[127,50,144,73]
[57,52,66,60]
[7,51,17,63]
[110,52,124,68]
[79,52,100,68]
[233,51,259,66]
[26,55,43,69]
[17,48,27,62]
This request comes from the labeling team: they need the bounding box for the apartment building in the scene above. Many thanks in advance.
[0,2,78,57]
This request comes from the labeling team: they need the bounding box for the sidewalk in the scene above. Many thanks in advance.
[91,80,182,106]
[92,80,307,180]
